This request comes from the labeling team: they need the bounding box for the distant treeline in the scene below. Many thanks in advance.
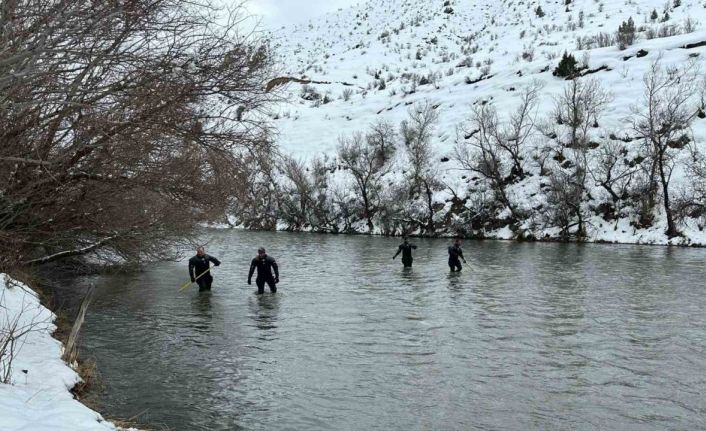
[241,60,706,242]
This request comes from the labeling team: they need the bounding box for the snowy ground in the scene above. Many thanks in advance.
[0,274,136,431]
[271,0,706,156]
[261,0,706,245]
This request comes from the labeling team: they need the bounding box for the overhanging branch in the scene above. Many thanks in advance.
[21,235,118,266]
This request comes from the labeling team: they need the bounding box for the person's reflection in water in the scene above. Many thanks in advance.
[446,271,462,290]
[190,292,213,332]
[249,295,281,338]
[400,266,418,285]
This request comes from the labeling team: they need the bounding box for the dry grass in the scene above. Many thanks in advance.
[71,357,100,397]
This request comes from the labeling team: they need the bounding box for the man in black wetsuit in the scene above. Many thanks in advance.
[448,238,467,272]
[188,246,221,291]
[248,247,279,294]
[393,237,417,268]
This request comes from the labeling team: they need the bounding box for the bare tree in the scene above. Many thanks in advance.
[329,182,357,233]
[401,102,442,234]
[674,145,706,226]
[630,58,701,237]
[308,156,338,232]
[367,120,397,166]
[279,156,314,230]
[0,0,276,269]
[545,147,589,239]
[227,142,281,230]
[375,181,408,236]
[537,77,612,239]
[553,77,612,149]
[455,83,542,224]
[589,141,638,204]
[1,288,47,384]
[454,85,539,222]
[278,154,341,232]
[337,125,396,232]
[455,103,511,215]
[505,81,544,179]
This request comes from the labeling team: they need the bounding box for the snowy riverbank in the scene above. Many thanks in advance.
[209,216,706,247]
[0,274,137,431]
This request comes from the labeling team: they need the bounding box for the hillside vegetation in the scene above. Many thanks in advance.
[252,0,706,245]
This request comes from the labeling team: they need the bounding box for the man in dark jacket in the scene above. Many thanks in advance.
[393,237,417,268]
[188,246,221,291]
[448,238,467,272]
[248,247,279,294]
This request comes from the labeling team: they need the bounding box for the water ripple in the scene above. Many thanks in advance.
[49,231,706,431]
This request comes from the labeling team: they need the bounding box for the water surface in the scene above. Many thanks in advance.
[55,231,706,430]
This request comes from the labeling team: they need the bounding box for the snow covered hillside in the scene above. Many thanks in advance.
[258,0,706,244]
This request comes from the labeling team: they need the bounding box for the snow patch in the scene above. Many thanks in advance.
[0,274,138,431]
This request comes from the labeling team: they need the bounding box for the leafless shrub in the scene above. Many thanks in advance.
[337,122,397,231]
[589,141,639,204]
[329,182,358,233]
[1,289,47,384]
[645,27,658,39]
[279,157,314,230]
[0,0,275,269]
[341,88,354,101]
[455,82,542,220]
[657,23,680,38]
[308,157,339,231]
[507,81,544,178]
[457,56,474,68]
[544,149,589,240]
[629,57,701,237]
[277,153,338,232]
[577,32,615,49]
[553,77,612,148]
[227,141,281,230]
[531,143,555,177]
[400,102,442,234]
[683,17,699,33]
[677,148,706,225]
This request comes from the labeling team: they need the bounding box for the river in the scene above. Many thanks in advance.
[52,230,706,430]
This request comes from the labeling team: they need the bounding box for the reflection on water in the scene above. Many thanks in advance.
[250,295,280,333]
[50,231,706,431]
[192,292,213,316]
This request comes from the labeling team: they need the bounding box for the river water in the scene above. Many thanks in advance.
[54,230,706,430]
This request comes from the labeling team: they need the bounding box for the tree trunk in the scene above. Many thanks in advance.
[576,208,585,240]
[600,181,621,203]
[658,155,679,237]
[424,180,435,235]
[361,187,374,232]
[493,177,515,219]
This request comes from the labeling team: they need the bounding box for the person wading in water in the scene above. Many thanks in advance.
[188,246,221,291]
[392,237,418,268]
[248,247,280,294]
[448,238,467,272]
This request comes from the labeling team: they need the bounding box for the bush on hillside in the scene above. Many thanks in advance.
[617,17,636,50]
[553,52,579,78]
